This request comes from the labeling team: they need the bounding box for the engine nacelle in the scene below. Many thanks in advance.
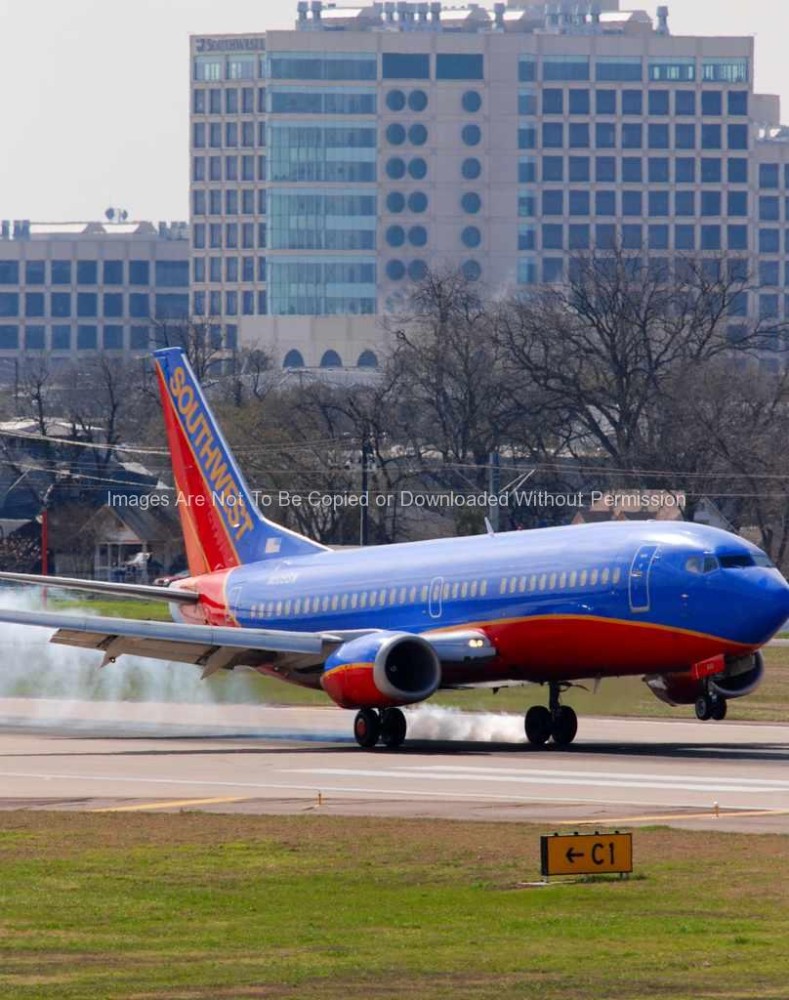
[645,651,765,706]
[321,632,441,710]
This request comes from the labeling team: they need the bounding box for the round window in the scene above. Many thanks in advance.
[408,192,428,213]
[461,192,481,214]
[461,226,481,248]
[408,226,428,247]
[462,90,482,113]
[408,158,428,180]
[461,124,481,146]
[408,123,428,146]
[386,90,406,112]
[386,123,406,145]
[386,192,405,213]
[386,260,406,281]
[408,90,428,112]
[386,225,406,247]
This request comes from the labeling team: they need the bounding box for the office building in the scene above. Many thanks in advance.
[189,0,789,369]
[0,219,190,370]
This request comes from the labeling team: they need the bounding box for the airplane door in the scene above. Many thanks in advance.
[629,545,658,613]
[228,584,243,624]
[429,576,444,619]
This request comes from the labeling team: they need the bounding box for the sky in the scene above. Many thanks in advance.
[1,0,788,223]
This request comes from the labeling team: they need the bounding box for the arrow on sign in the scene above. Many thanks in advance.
[565,847,585,864]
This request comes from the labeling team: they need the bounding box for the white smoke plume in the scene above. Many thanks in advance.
[406,704,526,744]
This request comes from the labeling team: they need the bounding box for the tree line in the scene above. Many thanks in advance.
[3,251,789,566]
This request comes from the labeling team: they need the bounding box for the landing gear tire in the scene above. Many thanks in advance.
[695,695,713,722]
[711,697,728,721]
[525,705,553,746]
[354,708,381,749]
[551,705,578,747]
[380,708,407,749]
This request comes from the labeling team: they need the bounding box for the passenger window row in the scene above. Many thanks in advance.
[498,566,622,595]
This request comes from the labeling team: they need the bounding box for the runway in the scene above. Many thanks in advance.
[2,697,789,832]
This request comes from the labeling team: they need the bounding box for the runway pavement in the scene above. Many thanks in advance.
[2,698,789,832]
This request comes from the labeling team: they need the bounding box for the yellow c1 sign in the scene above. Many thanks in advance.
[541,832,633,877]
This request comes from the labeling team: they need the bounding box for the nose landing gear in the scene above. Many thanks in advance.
[353,707,408,749]
[525,682,578,747]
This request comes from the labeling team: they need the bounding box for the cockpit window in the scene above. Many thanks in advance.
[686,555,720,574]
[754,552,775,568]
[719,554,755,568]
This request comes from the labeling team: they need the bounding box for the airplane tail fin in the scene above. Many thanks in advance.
[153,347,327,575]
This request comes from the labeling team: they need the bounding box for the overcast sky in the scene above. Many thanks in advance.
[1,0,787,223]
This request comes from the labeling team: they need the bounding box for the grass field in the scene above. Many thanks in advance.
[0,812,787,1000]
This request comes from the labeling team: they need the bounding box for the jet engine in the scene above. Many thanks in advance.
[321,632,441,709]
[645,651,764,706]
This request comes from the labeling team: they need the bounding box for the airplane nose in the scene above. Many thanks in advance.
[749,574,789,644]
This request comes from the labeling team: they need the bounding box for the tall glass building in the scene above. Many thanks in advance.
[190,0,789,370]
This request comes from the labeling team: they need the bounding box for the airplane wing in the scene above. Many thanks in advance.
[0,571,198,605]
[0,607,347,679]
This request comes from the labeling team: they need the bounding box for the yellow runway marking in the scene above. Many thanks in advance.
[92,796,246,813]
[553,808,789,825]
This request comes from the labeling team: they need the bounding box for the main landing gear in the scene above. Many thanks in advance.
[694,692,728,722]
[353,708,407,750]
[525,682,578,748]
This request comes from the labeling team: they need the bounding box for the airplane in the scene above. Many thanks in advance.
[1,345,788,750]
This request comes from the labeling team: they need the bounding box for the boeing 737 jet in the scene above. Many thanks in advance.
[1,347,788,749]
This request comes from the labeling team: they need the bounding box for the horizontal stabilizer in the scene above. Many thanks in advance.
[0,571,198,605]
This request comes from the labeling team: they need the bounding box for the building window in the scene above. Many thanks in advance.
[518,126,536,150]
[461,226,481,248]
[542,156,563,182]
[519,58,536,82]
[461,260,481,281]
[408,123,427,145]
[103,293,123,318]
[543,56,589,81]
[77,325,98,350]
[595,156,615,182]
[676,158,695,183]
[595,191,615,215]
[386,158,406,179]
[595,123,615,149]
[386,89,406,111]
[760,164,779,189]
[569,123,589,148]
[409,90,428,112]
[648,90,669,115]
[542,123,563,148]
[595,89,616,114]
[702,58,748,83]
[728,125,748,150]
[760,196,780,221]
[103,326,124,350]
[760,261,780,287]
[462,124,481,146]
[728,91,748,116]
[568,89,589,115]
[649,58,695,82]
[358,350,378,368]
[675,90,696,115]
[408,158,427,179]
[0,325,19,349]
[25,261,45,285]
[622,158,642,183]
[675,191,695,216]
[701,191,721,216]
[701,90,723,116]
[760,229,780,253]
[542,89,563,114]
[568,156,590,182]
[701,158,722,183]
[382,53,430,80]
[675,124,695,150]
[436,54,483,81]
[649,191,669,216]
[569,190,590,215]
[622,123,642,149]
[77,292,97,318]
[675,225,695,250]
[386,259,405,281]
[569,224,590,250]
[0,293,19,317]
[728,191,748,216]
[621,89,642,115]
[386,123,406,145]
[517,226,536,250]
[542,258,564,283]
[408,226,427,247]
[387,192,405,213]
[130,293,150,318]
[701,124,722,149]
[622,191,642,216]
[269,53,377,81]
[320,350,342,368]
[648,158,669,183]
[596,57,642,82]
[542,191,563,216]
[462,157,481,180]
[386,226,405,248]
[649,224,669,250]
[648,124,669,149]
[595,224,616,248]
[51,292,71,318]
[542,225,563,249]
[25,293,44,318]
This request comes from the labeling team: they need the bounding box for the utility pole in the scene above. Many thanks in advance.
[360,431,373,546]
[488,450,501,532]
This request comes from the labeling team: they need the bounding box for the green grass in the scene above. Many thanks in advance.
[50,596,171,621]
[0,812,787,999]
